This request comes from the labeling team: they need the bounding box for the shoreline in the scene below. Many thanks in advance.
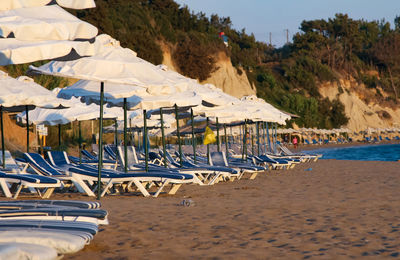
[58,159,400,259]
[293,140,400,152]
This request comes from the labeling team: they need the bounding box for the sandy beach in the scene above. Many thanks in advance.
[50,159,400,259]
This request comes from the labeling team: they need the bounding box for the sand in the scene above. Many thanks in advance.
[51,159,400,259]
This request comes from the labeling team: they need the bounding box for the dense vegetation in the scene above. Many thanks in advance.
[6,1,400,129]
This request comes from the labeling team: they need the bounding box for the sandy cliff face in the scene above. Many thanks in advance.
[161,50,256,98]
[200,52,256,98]
[319,79,400,132]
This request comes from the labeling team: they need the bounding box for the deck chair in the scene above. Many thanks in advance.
[161,150,229,185]
[47,151,194,197]
[173,150,241,183]
[80,149,117,169]
[24,153,95,197]
[117,146,169,171]
[23,153,97,197]
[0,170,60,199]
[278,144,320,162]
[209,152,260,180]
[0,150,29,173]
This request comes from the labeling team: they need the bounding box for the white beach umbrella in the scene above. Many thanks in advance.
[0,72,68,109]
[240,95,291,123]
[0,0,96,11]
[0,38,99,66]
[157,65,239,106]
[0,3,99,66]
[30,34,194,89]
[16,97,125,126]
[0,5,98,41]
[57,79,203,110]
[0,71,70,164]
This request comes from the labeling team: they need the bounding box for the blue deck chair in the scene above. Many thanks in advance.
[0,219,99,235]
[385,137,391,141]
[104,145,117,161]
[2,200,101,209]
[253,154,293,170]
[23,153,97,197]
[169,150,240,184]
[116,146,204,185]
[0,170,60,199]
[80,149,116,169]
[175,150,240,176]
[209,152,262,179]
[47,151,194,197]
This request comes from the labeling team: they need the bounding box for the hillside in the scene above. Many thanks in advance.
[2,1,400,131]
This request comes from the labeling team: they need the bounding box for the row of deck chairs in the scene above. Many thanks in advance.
[365,136,400,143]
[0,199,107,259]
[0,141,320,199]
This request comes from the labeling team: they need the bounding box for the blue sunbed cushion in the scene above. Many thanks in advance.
[24,153,63,176]
[0,171,59,184]
[68,166,192,180]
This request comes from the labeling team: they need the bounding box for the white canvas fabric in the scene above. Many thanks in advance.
[57,79,202,110]
[0,0,96,11]
[105,113,175,133]
[0,242,57,260]
[30,35,195,90]
[156,65,239,106]
[16,96,133,125]
[0,72,69,108]
[193,102,287,124]
[0,5,98,41]
[241,95,291,123]
[188,83,239,106]
[31,35,188,88]
[0,38,98,65]
[0,230,86,254]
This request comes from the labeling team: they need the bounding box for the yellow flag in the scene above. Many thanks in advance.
[203,126,216,145]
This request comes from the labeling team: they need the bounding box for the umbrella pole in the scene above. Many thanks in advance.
[206,117,210,165]
[138,129,141,152]
[266,122,271,153]
[262,121,266,154]
[58,124,61,151]
[0,106,5,169]
[256,122,260,156]
[97,82,105,200]
[251,124,255,156]
[26,105,29,153]
[114,118,118,146]
[244,120,248,160]
[230,126,233,144]
[241,121,245,161]
[79,121,82,164]
[123,98,128,173]
[190,108,196,163]
[274,123,277,154]
[160,108,168,168]
[216,117,220,152]
[239,124,242,147]
[224,124,228,160]
[174,104,182,167]
[143,110,149,172]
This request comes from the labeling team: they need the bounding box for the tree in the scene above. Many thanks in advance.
[372,32,400,100]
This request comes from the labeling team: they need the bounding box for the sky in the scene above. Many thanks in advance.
[175,0,400,47]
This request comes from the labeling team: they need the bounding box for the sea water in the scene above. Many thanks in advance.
[303,143,400,161]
